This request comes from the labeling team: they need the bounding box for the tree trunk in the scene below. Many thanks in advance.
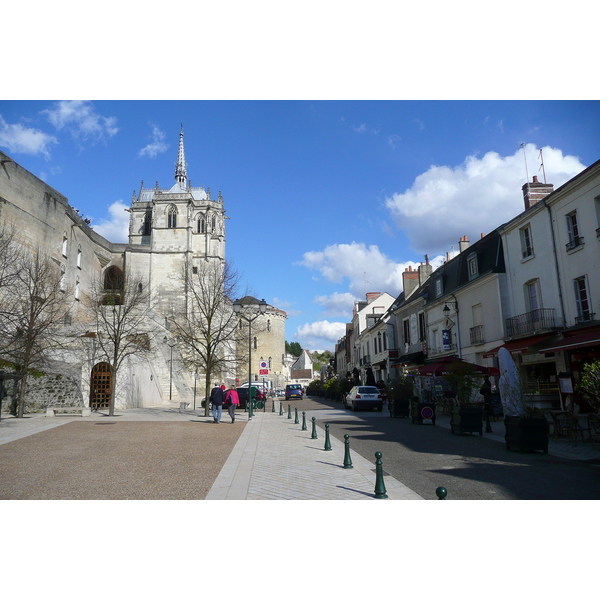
[204,372,211,417]
[16,373,28,418]
[108,365,116,416]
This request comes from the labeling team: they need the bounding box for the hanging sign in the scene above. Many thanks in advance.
[442,330,451,350]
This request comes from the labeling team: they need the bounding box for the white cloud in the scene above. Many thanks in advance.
[314,292,358,317]
[138,124,168,158]
[42,101,118,141]
[385,144,586,256]
[91,200,129,243]
[295,320,347,350]
[300,242,439,299]
[0,115,57,158]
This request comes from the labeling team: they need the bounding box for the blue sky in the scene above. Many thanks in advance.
[2,5,598,352]
[2,100,599,351]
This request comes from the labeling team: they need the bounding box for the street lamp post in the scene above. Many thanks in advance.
[233,298,267,421]
[163,336,177,404]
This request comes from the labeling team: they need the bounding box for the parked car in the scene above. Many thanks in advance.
[236,386,265,409]
[344,386,384,411]
[285,384,303,400]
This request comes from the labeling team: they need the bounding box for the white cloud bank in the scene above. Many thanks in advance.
[91,200,130,242]
[138,124,169,158]
[42,101,119,141]
[0,115,57,158]
[385,144,586,255]
[295,320,347,351]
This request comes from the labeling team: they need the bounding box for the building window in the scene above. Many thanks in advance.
[211,215,216,231]
[253,336,257,350]
[467,253,478,280]
[142,213,152,236]
[525,280,541,315]
[520,225,534,258]
[403,319,410,347]
[566,211,584,250]
[435,277,443,298]
[75,280,80,301]
[574,276,593,323]
[62,235,68,257]
[167,205,178,228]
[198,217,205,234]
[77,247,82,269]
[383,331,388,351]
[192,266,198,275]
[418,312,426,341]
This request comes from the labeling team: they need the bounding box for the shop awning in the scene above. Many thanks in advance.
[390,351,425,367]
[537,331,600,353]
[417,356,499,376]
[482,334,554,358]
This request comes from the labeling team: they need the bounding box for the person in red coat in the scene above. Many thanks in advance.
[224,385,240,423]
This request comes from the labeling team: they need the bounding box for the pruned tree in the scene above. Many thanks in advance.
[0,245,72,417]
[84,267,153,416]
[169,258,242,417]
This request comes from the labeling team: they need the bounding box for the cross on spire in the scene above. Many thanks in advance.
[174,124,187,186]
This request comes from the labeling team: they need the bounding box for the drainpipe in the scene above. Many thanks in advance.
[543,199,566,328]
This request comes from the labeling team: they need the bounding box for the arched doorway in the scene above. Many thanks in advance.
[90,362,112,410]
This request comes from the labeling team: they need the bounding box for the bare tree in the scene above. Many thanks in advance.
[170,259,243,417]
[84,267,153,416]
[0,246,72,417]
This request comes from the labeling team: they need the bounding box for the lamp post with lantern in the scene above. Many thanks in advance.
[232,298,267,420]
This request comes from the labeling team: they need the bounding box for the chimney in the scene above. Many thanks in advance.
[418,254,433,286]
[402,265,419,298]
[458,235,470,253]
[366,292,382,303]
[522,175,554,210]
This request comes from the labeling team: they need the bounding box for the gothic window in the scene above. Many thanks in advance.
[77,246,82,269]
[75,280,80,301]
[211,215,216,231]
[167,205,178,228]
[103,266,124,305]
[62,235,68,257]
[142,212,152,236]
[198,216,205,234]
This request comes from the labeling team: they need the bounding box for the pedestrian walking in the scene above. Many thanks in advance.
[210,383,225,423]
[224,385,240,423]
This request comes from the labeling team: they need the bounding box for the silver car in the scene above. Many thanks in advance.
[344,386,384,411]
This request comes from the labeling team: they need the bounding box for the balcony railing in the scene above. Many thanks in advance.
[506,308,556,337]
[469,324,485,345]
[575,312,596,324]
[566,236,584,251]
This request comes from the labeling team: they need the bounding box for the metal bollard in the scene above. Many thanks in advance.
[294,407,299,424]
[301,411,307,431]
[288,404,292,419]
[343,434,353,469]
[436,486,448,500]
[311,417,318,439]
[272,398,276,412]
[374,451,388,499]
[279,401,283,416]
[324,423,332,451]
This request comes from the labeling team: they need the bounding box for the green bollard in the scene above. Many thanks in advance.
[436,486,448,500]
[272,398,276,412]
[311,417,318,439]
[288,404,292,419]
[279,401,283,416]
[301,411,307,431]
[374,451,388,499]
[343,434,353,469]
[294,407,299,424]
[324,423,332,451]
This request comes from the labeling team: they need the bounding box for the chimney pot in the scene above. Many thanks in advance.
[533,175,538,183]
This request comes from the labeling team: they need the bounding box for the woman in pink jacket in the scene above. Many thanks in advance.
[224,385,240,423]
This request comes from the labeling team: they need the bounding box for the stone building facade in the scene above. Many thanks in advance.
[0,128,286,412]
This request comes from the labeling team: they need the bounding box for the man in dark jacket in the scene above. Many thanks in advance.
[210,383,225,423]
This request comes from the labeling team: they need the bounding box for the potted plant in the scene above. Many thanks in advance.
[387,376,414,418]
[445,361,484,436]
[577,360,600,412]
[498,347,548,453]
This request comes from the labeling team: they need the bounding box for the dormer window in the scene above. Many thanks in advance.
[435,277,443,298]
[467,253,478,280]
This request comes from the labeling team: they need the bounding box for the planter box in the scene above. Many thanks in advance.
[411,401,436,425]
[504,416,549,453]
[390,398,411,418]
[451,405,483,436]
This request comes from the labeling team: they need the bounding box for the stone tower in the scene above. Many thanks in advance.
[126,126,226,316]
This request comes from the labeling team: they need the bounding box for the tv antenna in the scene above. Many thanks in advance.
[538,148,547,183]
[519,142,529,182]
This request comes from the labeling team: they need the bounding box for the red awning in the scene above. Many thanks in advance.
[482,334,553,358]
[538,331,600,353]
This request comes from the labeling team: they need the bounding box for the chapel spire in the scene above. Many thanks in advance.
[174,124,188,186]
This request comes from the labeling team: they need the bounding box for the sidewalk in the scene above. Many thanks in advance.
[206,409,423,500]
